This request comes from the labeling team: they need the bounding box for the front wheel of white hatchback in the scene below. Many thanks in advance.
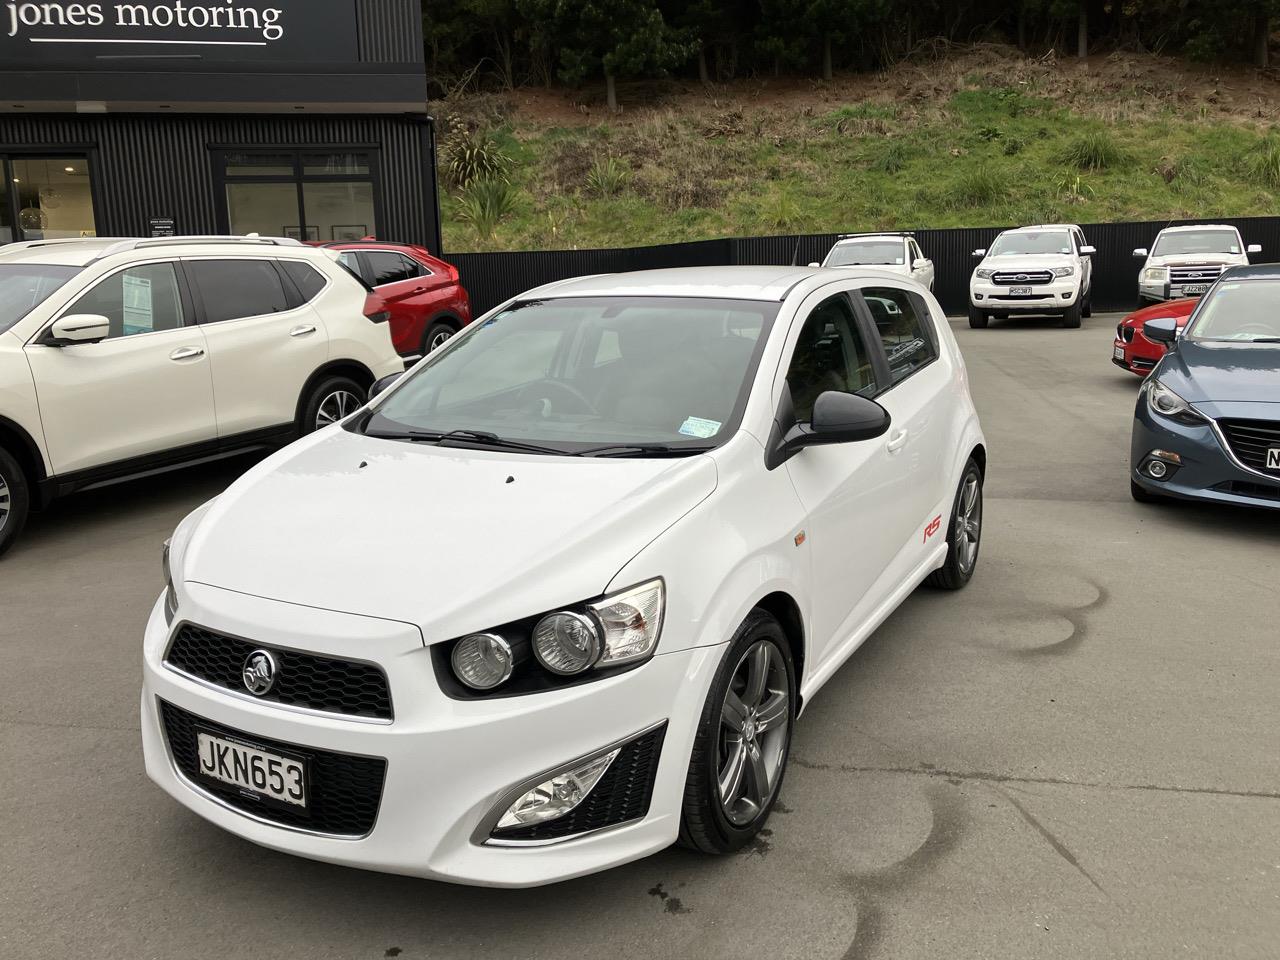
[679,610,795,854]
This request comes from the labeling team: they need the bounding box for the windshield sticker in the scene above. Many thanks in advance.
[679,416,722,439]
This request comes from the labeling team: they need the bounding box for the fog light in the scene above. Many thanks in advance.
[532,612,601,675]
[974,293,984,301]
[451,633,514,690]
[1061,292,1072,299]
[495,748,619,831]
[1147,460,1168,479]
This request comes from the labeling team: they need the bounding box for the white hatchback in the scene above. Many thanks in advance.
[0,235,403,556]
[142,265,986,887]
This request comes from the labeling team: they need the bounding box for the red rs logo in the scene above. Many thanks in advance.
[923,515,942,543]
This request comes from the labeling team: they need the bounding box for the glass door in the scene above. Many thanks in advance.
[3,156,98,242]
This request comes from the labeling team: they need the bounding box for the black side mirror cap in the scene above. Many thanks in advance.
[369,371,404,399]
[1143,317,1179,344]
[766,391,891,468]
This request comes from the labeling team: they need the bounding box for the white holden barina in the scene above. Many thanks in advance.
[142,264,986,886]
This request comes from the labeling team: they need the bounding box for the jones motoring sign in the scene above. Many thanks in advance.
[2,0,356,60]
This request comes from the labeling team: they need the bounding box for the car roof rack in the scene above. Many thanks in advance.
[95,234,305,260]
[836,231,914,240]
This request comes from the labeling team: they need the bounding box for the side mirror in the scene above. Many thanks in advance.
[1133,247,1148,258]
[368,371,404,399]
[47,314,110,345]
[807,261,821,268]
[807,392,891,445]
[1143,317,1179,344]
[972,248,987,258]
[1247,243,1262,255]
[912,258,929,269]
[1080,245,1096,255]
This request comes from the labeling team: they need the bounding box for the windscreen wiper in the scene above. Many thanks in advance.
[378,428,573,456]
[575,443,715,458]
[1245,337,1280,343]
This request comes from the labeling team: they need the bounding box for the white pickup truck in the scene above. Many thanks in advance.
[815,233,935,290]
[1134,225,1259,307]
[968,224,1095,329]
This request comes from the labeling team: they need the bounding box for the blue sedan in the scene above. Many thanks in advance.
[1131,265,1280,510]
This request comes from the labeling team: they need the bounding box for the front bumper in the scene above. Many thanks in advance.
[1140,279,1213,303]
[1111,333,1164,376]
[970,277,1079,313]
[141,583,721,886]
[1130,399,1280,510]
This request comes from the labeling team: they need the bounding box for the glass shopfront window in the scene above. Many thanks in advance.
[219,150,379,243]
[3,156,98,242]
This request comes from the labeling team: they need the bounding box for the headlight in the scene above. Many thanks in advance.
[975,268,993,279]
[587,579,664,666]
[161,538,178,625]
[533,612,601,675]
[1142,266,1166,283]
[1146,380,1204,425]
[1051,266,1074,278]
[451,633,515,689]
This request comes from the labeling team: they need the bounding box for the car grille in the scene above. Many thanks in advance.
[991,270,1054,285]
[1169,265,1222,285]
[1213,480,1280,502]
[1217,419,1280,474]
[159,700,386,837]
[165,624,393,721]
[490,723,667,842]
[1119,324,1135,343]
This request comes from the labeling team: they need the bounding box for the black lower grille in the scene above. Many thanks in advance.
[1217,419,1280,473]
[1214,480,1280,502]
[159,700,386,836]
[492,724,667,842]
[165,623,392,720]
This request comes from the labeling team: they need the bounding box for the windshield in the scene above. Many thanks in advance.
[1186,279,1280,342]
[1152,230,1241,257]
[987,231,1072,256]
[0,263,82,334]
[363,296,778,454]
[825,240,907,266]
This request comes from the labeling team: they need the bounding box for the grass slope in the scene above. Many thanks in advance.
[439,46,1280,253]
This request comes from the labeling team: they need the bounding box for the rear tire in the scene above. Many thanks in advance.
[679,609,795,855]
[423,320,457,354]
[1061,302,1082,328]
[298,376,366,435]
[0,445,31,559]
[926,457,983,589]
[968,306,988,329]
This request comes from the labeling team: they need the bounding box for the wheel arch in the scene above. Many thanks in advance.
[969,442,987,478]
[0,414,48,492]
[754,590,807,712]
[294,360,376,424]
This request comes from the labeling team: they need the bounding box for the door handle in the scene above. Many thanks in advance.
[169,346,204,361]
[886,429,910,453]
[289,324,318,337]
[411,286,427,293]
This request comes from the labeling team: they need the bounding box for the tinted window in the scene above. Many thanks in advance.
[0,264,80,334]
[785,295,877,423]
[280,260,327,303]
[366,252,422,286]
[67,263,186,339]
[861,287,938,384]
[188,260,291,323]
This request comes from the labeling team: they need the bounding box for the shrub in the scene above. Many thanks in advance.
[872,142,907,174]
[1002,136,1026,156]
[1245,138,1280,189]
[445,128,513,189]
[585,155,630,197]
[456,178,519,240]
[946,167,1003,207]
[1053,171,1095,204]
[1059,131,1123,171]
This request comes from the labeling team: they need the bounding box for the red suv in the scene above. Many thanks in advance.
[324,240,471,358]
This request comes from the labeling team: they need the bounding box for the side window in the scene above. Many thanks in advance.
[908,240,921,263]
[187,260,291,323]
[366,251,421,286]
[64,262,186,339]
[784,294,877,423]
[279,260,327,303]
[861,286,938,385]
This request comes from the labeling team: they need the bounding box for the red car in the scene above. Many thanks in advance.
[1112,297,1197,376]
[323,240,471,358]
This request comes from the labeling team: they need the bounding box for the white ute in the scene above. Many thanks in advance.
[1134,224,1259,306]
[142,265,986,886]
[968,224,1095,329]
[815,233,935,290]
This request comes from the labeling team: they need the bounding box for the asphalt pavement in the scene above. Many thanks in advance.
[2,312,1278,960]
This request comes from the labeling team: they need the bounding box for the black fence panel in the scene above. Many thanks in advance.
[451,216,1280,318]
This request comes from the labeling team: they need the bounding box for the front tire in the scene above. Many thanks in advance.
[299,376,366,435]
[926,456,983,589]
[1081,289,1092,318]
[1061,302,1082,328]
[0,446,31,559]
[968,306,989,329]
[679,610,795,855]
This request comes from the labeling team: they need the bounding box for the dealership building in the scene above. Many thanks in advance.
[0,0,440,250]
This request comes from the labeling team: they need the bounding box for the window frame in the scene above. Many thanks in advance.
[778,290,886,423]
[364,250,426,287]
[849,283,941,390]
[180,256,307,327]
[40,258,196,344]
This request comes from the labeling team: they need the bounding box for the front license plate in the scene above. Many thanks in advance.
[1182,284,1208,295]
[1267,448,1280,471]
[1010,285,1033,296]
[195,728,309,809]
[1113,345,1126,360]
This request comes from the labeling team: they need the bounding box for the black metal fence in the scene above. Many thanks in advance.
[450,216,1280,318]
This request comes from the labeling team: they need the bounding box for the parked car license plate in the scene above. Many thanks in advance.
[195,728,309,808]
[1113,345,1126,360]
[1010,285,1032,296]
[1182,283,1208,295]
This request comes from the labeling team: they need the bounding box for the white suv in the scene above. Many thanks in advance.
[815,233,935,290]
[142,265,986,886]
[1134,224,1259,306]
[969,224,1095,329]
[0,236,403,556]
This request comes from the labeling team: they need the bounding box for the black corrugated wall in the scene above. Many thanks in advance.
[0,113,440,251]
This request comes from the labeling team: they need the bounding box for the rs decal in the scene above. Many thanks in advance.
[923,515,942,543]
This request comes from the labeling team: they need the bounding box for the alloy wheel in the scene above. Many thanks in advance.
[717,640,789,827]
[0,473,9,533]
[429,328,453,351]
[315,389,362,429]
[955,474,982,575]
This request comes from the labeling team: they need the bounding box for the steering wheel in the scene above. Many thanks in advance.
[516,379,598,416]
